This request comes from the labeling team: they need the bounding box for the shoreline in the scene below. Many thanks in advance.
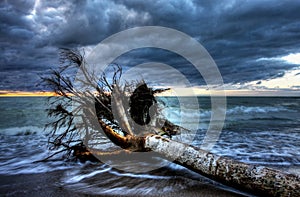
[0,170,246,197]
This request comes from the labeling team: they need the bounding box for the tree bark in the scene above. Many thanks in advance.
[144,135,300,197]
[96,118,300,196]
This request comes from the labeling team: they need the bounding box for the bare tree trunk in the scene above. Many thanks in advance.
[144,135,300,197]
[97,118,300,196]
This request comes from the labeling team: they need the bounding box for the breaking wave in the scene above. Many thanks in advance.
[226,106,293,115]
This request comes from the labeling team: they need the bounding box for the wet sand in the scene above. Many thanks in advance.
[0,171,82,197]
[0,170,247,197]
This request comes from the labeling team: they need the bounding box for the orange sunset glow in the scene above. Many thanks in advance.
[0,90,59,97]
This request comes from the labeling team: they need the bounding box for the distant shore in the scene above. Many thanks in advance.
[0,170,246,197]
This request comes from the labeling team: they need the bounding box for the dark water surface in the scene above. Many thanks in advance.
[0,96,299,196]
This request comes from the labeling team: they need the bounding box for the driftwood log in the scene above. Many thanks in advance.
[145,135,300,197]
[93,84,300,197]
[97,118,300,197]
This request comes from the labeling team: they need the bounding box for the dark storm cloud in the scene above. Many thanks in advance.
[40,0,152,47]
[1,0,300,90]
[117,0,300,83]
[112,48,203,86]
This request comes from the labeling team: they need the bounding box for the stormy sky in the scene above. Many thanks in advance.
[1,0,300,95]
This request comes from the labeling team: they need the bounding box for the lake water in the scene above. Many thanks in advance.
[0,96,299,196]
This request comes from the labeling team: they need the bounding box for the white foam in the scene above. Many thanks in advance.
[64,167,112,183]
[109,170,172,179]
[227,106,292,115]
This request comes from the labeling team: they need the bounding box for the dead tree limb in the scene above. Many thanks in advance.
[143,135,300,197]
[95,117,300,197]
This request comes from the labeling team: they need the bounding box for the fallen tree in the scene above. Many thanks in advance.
[96,90,300,196]
[41,48,300,197]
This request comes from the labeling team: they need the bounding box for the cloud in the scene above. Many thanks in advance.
[37,0,152,47]
[1,0,300,92]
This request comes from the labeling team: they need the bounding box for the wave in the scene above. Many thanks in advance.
[162,107,209,122]
[64,166,112,184]
[248,117,294,121]
[0,126,80,175]
[0,126,45,136]
[162,105,293,126]
[226,106,292,115]
[0,124,73,136]
[0,150,77,175]
[61,161,206,196]
[110,169,172,179]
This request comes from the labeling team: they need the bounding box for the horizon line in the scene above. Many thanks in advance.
[0,90,59,97]
[0,90,299,97]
